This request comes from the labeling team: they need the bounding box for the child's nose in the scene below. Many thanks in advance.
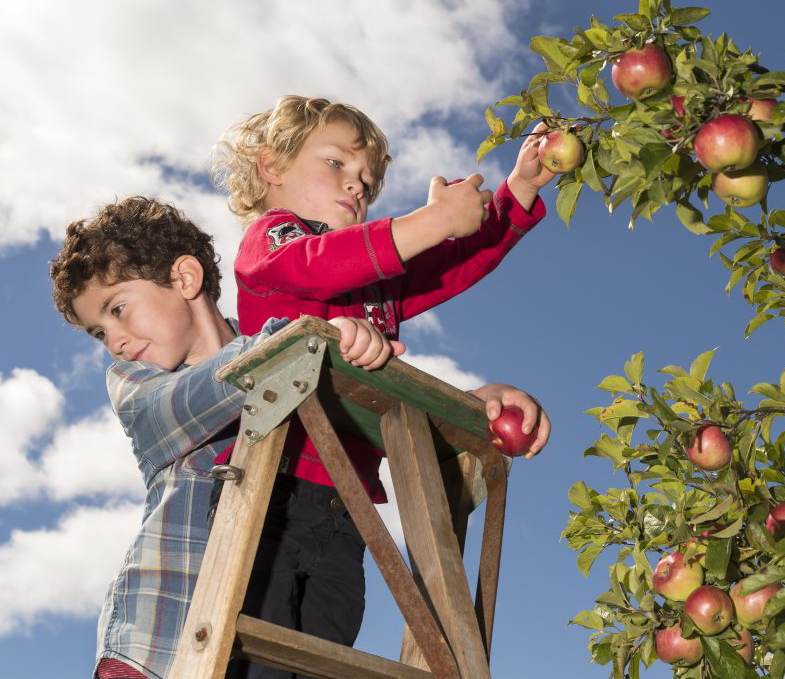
[107,329,127,356]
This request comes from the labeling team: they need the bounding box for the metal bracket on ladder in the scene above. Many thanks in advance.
[212,335,327,482]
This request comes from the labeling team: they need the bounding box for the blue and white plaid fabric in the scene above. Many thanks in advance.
[94,317,287,678]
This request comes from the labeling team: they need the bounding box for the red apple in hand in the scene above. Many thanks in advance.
[694,115,759,172]
[487,406,538,457]
[770,249,785,276]
[730,579,782,627]
[611,44,672,100]
[655,625,703,666]
[684,585,733,635]
[537,129,585,173]
[686,425,732,471]
[653,552,704,601]
[712,160,768,208]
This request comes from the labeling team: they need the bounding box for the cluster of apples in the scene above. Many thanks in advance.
[652,503,785,668]
[650,423,785,667]
[613,42,779,211]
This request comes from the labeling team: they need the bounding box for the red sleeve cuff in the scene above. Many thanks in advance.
[363,217,406,279]
[494,180,547,234]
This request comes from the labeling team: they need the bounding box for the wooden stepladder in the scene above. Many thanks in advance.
[170,316,512,679]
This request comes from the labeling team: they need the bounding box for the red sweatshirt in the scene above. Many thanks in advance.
[233,180,546,502]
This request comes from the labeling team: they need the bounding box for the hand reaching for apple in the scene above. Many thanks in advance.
[506,121,556,212]
[470,382,551,459]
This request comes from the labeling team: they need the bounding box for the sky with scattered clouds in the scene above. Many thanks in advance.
[1,1,784,678]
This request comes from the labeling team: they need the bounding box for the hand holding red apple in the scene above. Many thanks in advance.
[473,383,551,459]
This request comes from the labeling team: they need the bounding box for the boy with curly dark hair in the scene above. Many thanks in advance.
[50,196,403,679]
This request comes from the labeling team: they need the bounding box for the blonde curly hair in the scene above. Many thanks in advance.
[212,95,392,225]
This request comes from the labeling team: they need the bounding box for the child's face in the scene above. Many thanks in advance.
[265,120,375,229]
[71,276,206,370]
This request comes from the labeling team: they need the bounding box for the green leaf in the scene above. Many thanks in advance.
[689,348,716,383]
[669,7,711,25]
[745,312,775,338]
[738,566,785,595]
[577,545,604,576]
[624,352,644,385]
[556,180,584,226]
[691,495,736,525]
[676,200,710,234]
[580,148,607,193]
[705,537,732,580]
[529,35,572,73]
[613,12,649,31]
[701,635,748,678]
[569,480,596,510]
[709,517,744,539]
[569,609,605,629]
[597,375,634,393]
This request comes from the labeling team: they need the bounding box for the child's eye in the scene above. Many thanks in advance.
[111,304,125,318]
[327,158,342,169]
[91,329,106,342]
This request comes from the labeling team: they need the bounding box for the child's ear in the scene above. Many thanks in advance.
[256,148,283,186]
[171,255,204,300]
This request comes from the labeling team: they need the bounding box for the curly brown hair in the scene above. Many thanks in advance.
[211,95,392,225]
[50,196,221,325]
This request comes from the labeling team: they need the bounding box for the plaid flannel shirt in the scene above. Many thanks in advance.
[94,317,287,679]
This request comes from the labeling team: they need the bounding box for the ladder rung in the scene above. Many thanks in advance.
[235,615,434,679]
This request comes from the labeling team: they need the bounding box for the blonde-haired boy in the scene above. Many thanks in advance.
[210,95,553,679]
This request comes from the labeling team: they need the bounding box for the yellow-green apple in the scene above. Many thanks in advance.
[686,425,731,471]
[712,160,768,208]
[486,406,538,457]
[730,580,782,627]
[684,585,733,635]
[655,625,703,666]
[770,249,785,276]
[744,97,777,123]
[694,115,759,172]
[537,129,585,173]
[611,44,672,100]
[729,628,754,664]
[653,552,704,601]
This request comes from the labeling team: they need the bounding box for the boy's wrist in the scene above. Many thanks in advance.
[506,175,540,213]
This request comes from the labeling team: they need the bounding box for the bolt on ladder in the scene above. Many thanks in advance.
[170,316,511,679]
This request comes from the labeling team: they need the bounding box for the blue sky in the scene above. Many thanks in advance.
[1,1,784,677]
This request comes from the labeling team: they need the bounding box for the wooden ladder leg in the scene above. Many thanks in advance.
[298,393,461,679]
[474,456,508,658]
[400,452,476,671]
[381,402,491,679]
[169,422,289,678]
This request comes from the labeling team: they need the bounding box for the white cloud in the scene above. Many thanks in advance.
[399,352,485,390]
[0,367,139,505]
[0,369,63,505]
[40,406,142,502]
[0,0,528,250]
[56,343,107,391]
[377,458,406,550]
[401,310,445,337]
[0,502,142,635]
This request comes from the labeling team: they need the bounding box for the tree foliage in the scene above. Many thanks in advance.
[480,1,785,676]
[481,0,785,336]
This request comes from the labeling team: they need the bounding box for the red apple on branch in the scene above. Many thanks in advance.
[655,625,703,666]
[611,44,672,100]
[684,585,733,635]
[537,129,585,173]
[653,552,704,601]
[769,249,785,276]
[766,502,785,539]
[730,628,755,664]
[744,97,777,123]
[686,425,731,471]
[694,115,759,172]
[487,406,538,457]
[730,580,782,627]
[712,160,768,208]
